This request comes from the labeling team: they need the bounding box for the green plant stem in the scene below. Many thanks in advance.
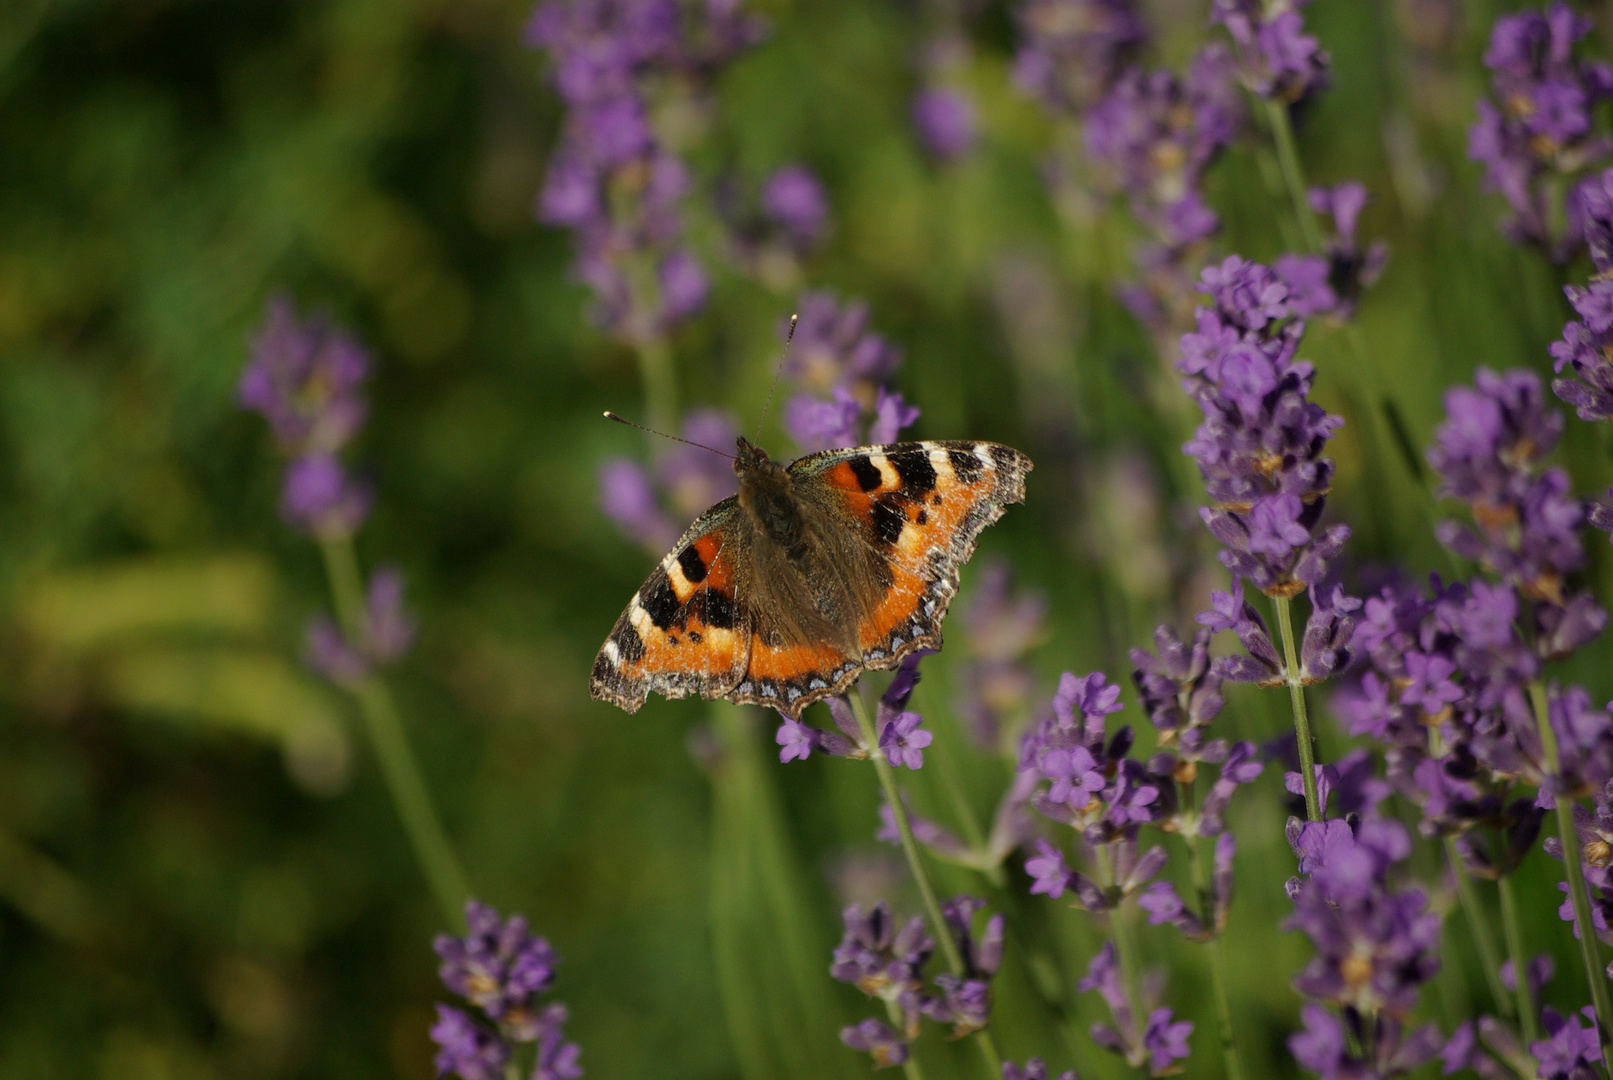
[320,537,468,924]
[1529,680,1613,1058]
[635,336,678,434]
[1273,596,1322,822]
[1496,874,1539,1044]
[1448,842,1513,1022]
[882,997,926,1080]
[1178,785,1244,1080]
[1263,100,1324,255]
[1102,850,1146,1069]
[846,691,1001,1079]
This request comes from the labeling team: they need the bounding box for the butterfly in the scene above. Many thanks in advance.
[590,436,1032,718]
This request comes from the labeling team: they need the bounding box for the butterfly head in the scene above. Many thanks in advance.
[733,436,779,478]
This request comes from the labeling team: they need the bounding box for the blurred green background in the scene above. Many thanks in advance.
[4,0,1613,1077]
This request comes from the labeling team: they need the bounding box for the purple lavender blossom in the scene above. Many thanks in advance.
[922,896,1004,1036]
[761,164,829,247]
[781,293,918,452]
[1554,167,1613,433]
[529,0,760,344]
[880,710,933,770]
[912,87,978,161]
[1078,942,1193,1074]
[840,1018,909,1068]
[1284,818,1442,1078]
[1001,1059,1078,1080]
[1178,256,1352,598]
[431,1005,510,1080]
[1210,0,1329,103]
[1011,0,1147,113]
[1532,1006,1604,1079]
[239,298,378,540]
[431,901,581,1078]
[303,565,416,685]
[1469,2,1613,258]
[1083,47,1242,334]
[598,409,740,554]
[239,295,370,454]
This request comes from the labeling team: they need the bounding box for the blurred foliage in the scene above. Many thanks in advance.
[4,0,1613,1078]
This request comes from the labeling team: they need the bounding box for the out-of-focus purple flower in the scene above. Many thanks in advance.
[761,164,829,246]
[922,896,1003,1036]
[1083,46,1243,335]
[1026,838,1078,899]
[786,291,903,394]
[431,1005,509,1080]
[831,901,933,1003]
[1469,2,1613,259]
[959,560,1047,748]
[303,565,416,685]
[1554,167,1613,440]
[912,87,978,161]
[431,900,581,1077]
[1001,1059,1078,1080]
[529,0,760,343]
[1179,256,1352,599]
[1142,1009,1193,1072]
[840,1018,909,1069]
[239,295,370,455]
[1011,0,1148,113]
[1210,0,1329,103]
[280,454,372,539]
[598,409,740,554]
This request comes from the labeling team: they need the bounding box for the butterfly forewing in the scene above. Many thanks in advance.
[590,499,752,713]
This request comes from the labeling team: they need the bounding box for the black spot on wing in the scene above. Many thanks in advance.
[871,499,906,546]
[591,652,613,683]
[677,544,708,584]
[848,455,882,492]
[611,622,645,662]
[641,571,682,630]
[916,509,929,526]
[701,587,740,629]
[888,447,937,497]
[989,444,1020,471]
[949,448,985,484]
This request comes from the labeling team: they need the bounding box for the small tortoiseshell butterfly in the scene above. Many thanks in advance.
[591,436,1032,718]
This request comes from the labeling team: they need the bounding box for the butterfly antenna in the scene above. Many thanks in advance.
[602,411,735,459]
[754,313,798,444]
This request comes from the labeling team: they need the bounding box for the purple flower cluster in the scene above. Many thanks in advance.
[1084,47,1243,332]
[1210,0,1329,104]
[238,296,373,540]
[775,652,933,766]
[1548,778,1613,954]
[1554,168,1613,426]
[831,895,1004,1065]
[780,292,919,453]
[956,560,1047,748]
[528,0,763,344]
[913,86,978,162]
[1177,256,1351,597]
[1469,1,1613,258]
[1283,818,1443,1079]
[597,409,739,553]
[1077,942,1193,1074]
[1011,0,1147,116]
[431,900,582,1080]
[304,565,417,685]
[721,163,831,290]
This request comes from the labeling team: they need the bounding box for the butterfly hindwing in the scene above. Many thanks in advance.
[590,500,752,713]
[791,439,1032,665]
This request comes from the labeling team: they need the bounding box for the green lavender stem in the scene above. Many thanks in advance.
[1264,100,1324,255]
[1496,873,1539,1044]
[846,691,1002,1079]
[1178,784,1245,1080]
[1447,842,1513,1023]
[1529,680,1613,1058]
[1273,595,1323,822]
[319,536,468,925]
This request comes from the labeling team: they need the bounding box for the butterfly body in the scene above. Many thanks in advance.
[591,438,1031,718]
